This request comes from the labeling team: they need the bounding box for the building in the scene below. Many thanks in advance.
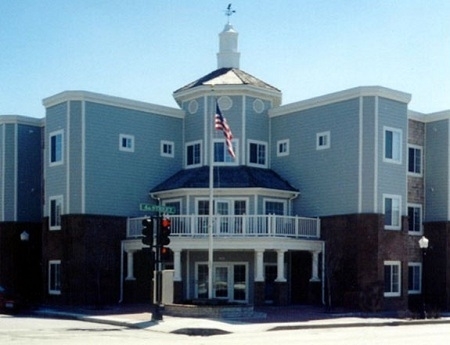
[1,20,449,313]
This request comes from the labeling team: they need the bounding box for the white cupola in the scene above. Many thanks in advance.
[217,23,240,69]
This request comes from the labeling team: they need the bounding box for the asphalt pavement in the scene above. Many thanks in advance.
[31,304,450,336]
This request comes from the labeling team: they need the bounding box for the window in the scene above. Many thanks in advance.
[186,141,202,167]
[214,140,238,164]
[316,131,330,150]
[119,134,134,152]
[49,195,63,230]
[161,140,174,158]
[408,204,422,234]
[49,130,64,166]
[408,145,422,175]
[277,139,289,157]
[48,260,61,295]
[384,261,401,297]
[384,127,402,163]
[248,141,267,167]
[408,263,422,294]
[265,200,285,215]
[384,194,401,230]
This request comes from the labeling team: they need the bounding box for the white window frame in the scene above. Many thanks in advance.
[49,195,63,230]
[248,140,268,168]
[277,139,290,157]
[263,198,287,215]
[119,134,134,152]
[408,203,423,235]
[48,260,61,295]
[408,262,422,294]
[49,129,64,166]
[383,127,402,164]
[161,140,175,158]
[185,140,202,168]
[383,194,402,230]
[213,139,238,165]
[408,144,423,176]
[316,131,330,150]
[384,260,401,297]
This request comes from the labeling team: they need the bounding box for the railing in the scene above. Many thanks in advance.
[127,215,320,239]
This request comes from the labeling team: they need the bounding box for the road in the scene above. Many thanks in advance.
[1,313,450,345]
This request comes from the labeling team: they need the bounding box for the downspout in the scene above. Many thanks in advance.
[288,192,300,216]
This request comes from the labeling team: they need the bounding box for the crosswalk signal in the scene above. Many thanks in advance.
[141,218,154,247]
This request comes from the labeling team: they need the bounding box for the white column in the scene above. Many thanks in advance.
[254,249,265,282]
[173,250,182,281]
[275,249,287,282]
[125,250,136,280]
[310,251,321,282]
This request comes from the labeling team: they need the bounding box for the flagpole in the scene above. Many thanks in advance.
[207,89,215,300]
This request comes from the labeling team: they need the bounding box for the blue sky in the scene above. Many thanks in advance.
[1,0,449,118]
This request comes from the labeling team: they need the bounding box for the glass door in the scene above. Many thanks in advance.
[215,200,230,233]
[214,266,229,299]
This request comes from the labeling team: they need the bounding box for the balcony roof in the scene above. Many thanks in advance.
[150,166,298,193]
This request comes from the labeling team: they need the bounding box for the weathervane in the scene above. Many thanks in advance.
[225,3,236,23]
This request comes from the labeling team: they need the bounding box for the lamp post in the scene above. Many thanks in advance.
[418,235,429,319]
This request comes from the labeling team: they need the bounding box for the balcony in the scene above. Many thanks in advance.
[127,214,320,240]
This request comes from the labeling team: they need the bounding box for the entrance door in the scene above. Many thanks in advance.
[214,265,229,299]
[264,265,277,303]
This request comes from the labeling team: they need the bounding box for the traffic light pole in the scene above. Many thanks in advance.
[152,215,163,321]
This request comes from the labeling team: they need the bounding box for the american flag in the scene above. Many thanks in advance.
[215,103,236,159]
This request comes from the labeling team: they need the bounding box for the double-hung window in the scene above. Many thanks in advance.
[384,194,402,230]
[408,262,422,294]
[277,139,289,157]
[316,131,330,150]
[384,127,402,163]
[49,195,63,230]
[408,145,422,175]
[248,140,267,167]
[384,261,401,297]
[408,204,422,234]
[186,141,202,167]
[49,130,64,166]
[48,260,61,295]
[119,134,134,152]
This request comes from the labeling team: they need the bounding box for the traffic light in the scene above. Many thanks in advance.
[159,217,171,247]
[141,218,154,247]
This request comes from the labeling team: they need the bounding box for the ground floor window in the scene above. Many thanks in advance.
[48,260,61,295]
[408,262,422,294]
[195,263,248,302]
[384,261,401,297]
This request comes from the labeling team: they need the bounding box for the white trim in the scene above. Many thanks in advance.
[384,260,401,297]
[1,124,4,220]
[49,129,64,167]
[408,262,422,294]
[270,86,411,117]
[407,144,423,177]
[374,97,379,212]
[81,101,86,213]
[383,126,402,164]
[407,203,423,235]
[49,195,63,230]
[242,96,247,165]
[277,139,290,157]
[213,138,239,166]
[161,140,175,158]
[119,134,135,152]
[66,102,70,213]
[43,90,184,118]
[263,198,287,215]
[185,140,203,168]
[316,131,330,150]
[247,139,268,168]
[383,194,402,230]
[358,97,363,213]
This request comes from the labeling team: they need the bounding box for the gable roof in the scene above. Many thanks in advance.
[174,68,281,94]
[150,166,298,193]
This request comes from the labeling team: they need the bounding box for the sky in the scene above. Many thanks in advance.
[1,0,449,118]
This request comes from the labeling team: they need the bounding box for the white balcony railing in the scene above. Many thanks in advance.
[127,215,320,239]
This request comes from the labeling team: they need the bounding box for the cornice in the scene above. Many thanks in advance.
[269,86,412,117]
[0,115,44,126]
[42,90,185,118]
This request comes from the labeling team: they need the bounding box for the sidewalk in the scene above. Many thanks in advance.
[32,304,450,336]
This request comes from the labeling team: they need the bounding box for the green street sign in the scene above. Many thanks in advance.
[139,203,176,214]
